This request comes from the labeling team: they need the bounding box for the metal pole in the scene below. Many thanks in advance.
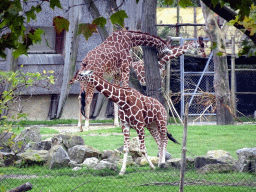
[231,36,236,116]
[166,60,171,124]
[180,38,184,119]
[179,103,189,192]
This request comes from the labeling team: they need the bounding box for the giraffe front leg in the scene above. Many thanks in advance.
[114,103,119,127]
[119,123,130,175]
[77,93,83,132]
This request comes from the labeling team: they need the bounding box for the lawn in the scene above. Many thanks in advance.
[2,123,255,192]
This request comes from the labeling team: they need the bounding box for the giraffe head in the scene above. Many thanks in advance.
[189,37,206,57]
[69,70,94,84]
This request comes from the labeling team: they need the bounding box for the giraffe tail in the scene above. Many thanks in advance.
[167,132,180,145]
[81,91,86,118]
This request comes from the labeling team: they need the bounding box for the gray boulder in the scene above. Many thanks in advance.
[83,157,99,168]
[48,145,70,169]
[68,145,101,164]
[101,150,121,163]
[51,135,85,150]
[194,150,236,169]
[1,152,17,166]
[17,149,49,163]
[51,134,71,149]
[12,126,41,153]
[197,163,236,174]
[0,132,14,152]
[236,147,256,173]
[166,157,194,169]
[157,151,172,161]
[129,137,143,159]
[25,141,51,151]
[94,160,117,171]
[68,136,85,149]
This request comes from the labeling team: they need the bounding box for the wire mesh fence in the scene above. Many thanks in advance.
[1,124,255,192]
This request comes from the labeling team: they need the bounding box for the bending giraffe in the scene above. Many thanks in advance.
[69,70,180,175]
[131,37,206,86]
[76,30,172,131]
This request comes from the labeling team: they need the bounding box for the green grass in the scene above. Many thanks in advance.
[1,124,255,191]
[7,118,114,126]
[1,165,255,192]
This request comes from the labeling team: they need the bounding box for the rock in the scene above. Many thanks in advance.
[194,150,236,169]
[83,157,99,168]
[206,150,236,164]
[24,141,51,151]
[51,135,85,150]
[17,149,49,163]
[48,145,70,169]
[1,152,18,166]
[166,157,194,169]
[94,160,117,171]
[236,147,256,173]
[51,134,71,149]
[129,137,143,159]
[72,167,82,171]
[117,155,135,166]
[68,136,85,149]
[12,126,41,153]
[157,151,172,161]
[197,163,236,174]
[0,132,14,152]
[140,156,159,166]
[68,145,101,164]
[101,150,121,163]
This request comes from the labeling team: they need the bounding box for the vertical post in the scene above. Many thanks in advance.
[176,5,180,37]
[180,38,184,119]
[166,60,171,124]
[193,6,197,38]
[179,103,189,192]
[231,36,236,117]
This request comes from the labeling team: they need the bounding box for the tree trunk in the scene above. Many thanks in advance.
[201,1,234,125]
[56,0,82,118]
[141,0,165,105]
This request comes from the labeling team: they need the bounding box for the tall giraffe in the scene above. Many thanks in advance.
[69,70,180,175]
[131,37,206,86]
[76,30,172,131]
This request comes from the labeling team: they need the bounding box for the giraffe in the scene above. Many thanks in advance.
[76,30,172,131]
[131,37,206,86]
[69,70,180,175]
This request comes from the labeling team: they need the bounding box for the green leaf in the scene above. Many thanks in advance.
[53,16,70,34]
[92,17,107,28]
[78,23,98,40]
[50,0,62,9]
[164,0,174,6]
[28,28,44,44]
[26,7,37,23]
[13,44,28,58]
[216,52,223,56]
[110,10,128,27]
[178,0,193,8]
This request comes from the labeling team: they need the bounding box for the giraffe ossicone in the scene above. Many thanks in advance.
[70,70,180,175]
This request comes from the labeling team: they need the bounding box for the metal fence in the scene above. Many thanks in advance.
[1,123,255,192]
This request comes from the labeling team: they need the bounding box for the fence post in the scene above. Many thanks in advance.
[179,103,189,192]
[231,36,236,117]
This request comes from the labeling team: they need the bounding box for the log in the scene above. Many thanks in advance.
[7,182,32,192]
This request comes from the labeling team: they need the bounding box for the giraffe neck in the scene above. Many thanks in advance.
[117,30,169,49]
[159,42,194,64]
[88,74,124,104]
